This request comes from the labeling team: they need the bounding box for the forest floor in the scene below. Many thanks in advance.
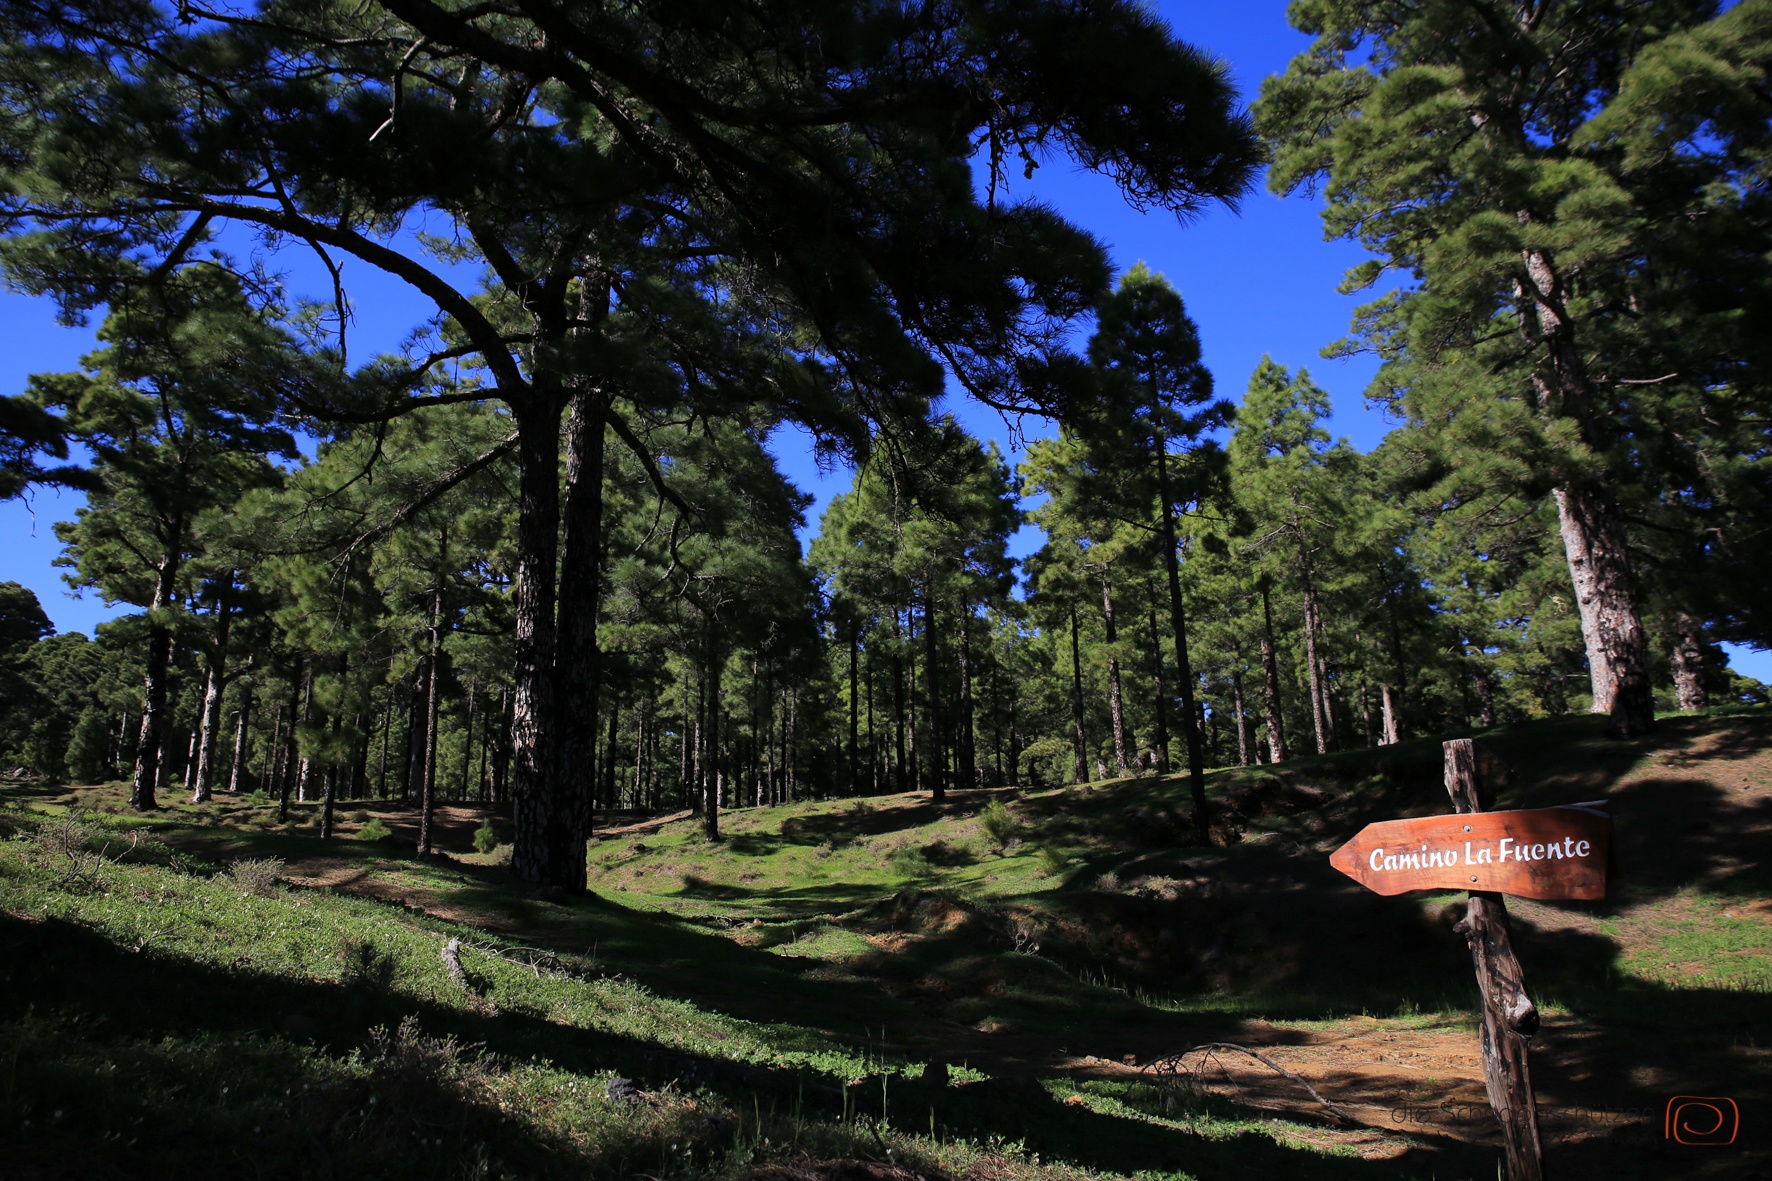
[2,710,1768,1180]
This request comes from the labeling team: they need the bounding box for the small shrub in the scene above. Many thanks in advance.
[247,788,270,804]
[224,856,285,896]
[472,820,498,854]
[978,798,1019,850]
[814,841,835,859]
[349,809,371,823]
[887,843,928,878]
[356,816,392,842]
[484,843,513,866]
[1034,845,1068,878]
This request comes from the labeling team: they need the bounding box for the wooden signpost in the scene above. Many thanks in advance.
[1328,739,1614,1181]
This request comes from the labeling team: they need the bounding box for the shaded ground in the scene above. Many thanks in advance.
[6,709,1769,1179]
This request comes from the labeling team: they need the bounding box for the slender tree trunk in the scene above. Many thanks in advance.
[418,558,445,857]
[460,680,476,802]
[1155,432,1209,840]
[130,536,184,810]
[892,612,907,793]
[702,611,722,841]
[320,671,346,839]
[1232,671,1251,767]
[1069,604,1088,784]
[277,667,303,824]
[602,698,620,816]
[1671,614,1707,711]
[1100,574,1129,777]
[847,621,860,795]
[191,585,233,804]
[958,602,976,790]
[227,675,253,794]
[923,586,945,800]
[1299,562,1330,755]
[1146,599,1170,775]
[295,670,316,805]
[1259,583,1289,764]
[264,704,283,802]
[1381,684,1403,745]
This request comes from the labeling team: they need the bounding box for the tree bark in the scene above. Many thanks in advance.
[227,674,253,794]
[847,618,860,795]
[1259,582,1288,764]
[1670,614,1707,712]
[130,533,184,811]
[1100,573,1129,777]
[418,550,446,857]
[509,398,574,885]
[1300,566,1330,755]
[892,611,907,793]
[1381,684,1402,746]
[1145,599,1170,775]
[958,601,976,790]
[1068,603,1088,784]
[1232,670,1250,767]
[191,581,234,804]
[553,376,609,879]
[923,586,945,800]
[702,610,722,840]
[1155,435,1209,839]
[1444,738,1545,1181]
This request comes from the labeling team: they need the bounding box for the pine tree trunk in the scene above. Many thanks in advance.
[1232,671,1250,767]
[1259,582,1289,764]
[892,612,907,793]
[295,670,316,805]
[602,698,620,816]
[509,397,575,885]
[702,611,722,841]
[923,586,945,800]
[1155,433,1209,839]
[958,603,976,790]
[1670,614,1707,711]
[1100,574,1129,777]
[1381,684,1403,746]
[1146,600,1170,775]
[418,567,445,857]
[847,623,860,795]
[191,587,233,804]
[227,677,253,794]
[1517,235,1655,738]
[277,668,303,823]
[1069,604,1088,784]
[553,379,607,876]
[1300,567,1330,755]
[130,539,183,810]
[320,686,345,839]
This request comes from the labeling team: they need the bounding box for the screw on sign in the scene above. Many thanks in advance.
[1328,739,1616,1181]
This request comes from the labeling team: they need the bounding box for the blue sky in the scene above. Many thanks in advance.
[2,2,1766,680]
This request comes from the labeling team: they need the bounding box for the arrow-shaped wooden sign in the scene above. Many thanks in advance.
[1329,803,1611,901]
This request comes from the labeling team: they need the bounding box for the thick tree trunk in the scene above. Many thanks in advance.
[1100,574,1129,777]
[1516,236,1655,739]
[130,541,183,810]
[1155,435,1209,840]
[1670,614,1707,712]
[1069,604,1088,784]
[509,398,576,886]
[923,587,945,800]
[191,586,233,804]
[1259,583,1288,764]
[553,381,608,873]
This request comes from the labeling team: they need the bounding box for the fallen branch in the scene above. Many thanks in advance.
[1149,1043,1356,1126]
[441,937,470,988]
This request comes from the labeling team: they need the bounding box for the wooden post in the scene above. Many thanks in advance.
[1443,738,1545,1181]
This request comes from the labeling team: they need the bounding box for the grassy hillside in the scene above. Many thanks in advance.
[3,710,1768,1180]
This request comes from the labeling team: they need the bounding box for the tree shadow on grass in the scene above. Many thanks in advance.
[0,910,1484,1181]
